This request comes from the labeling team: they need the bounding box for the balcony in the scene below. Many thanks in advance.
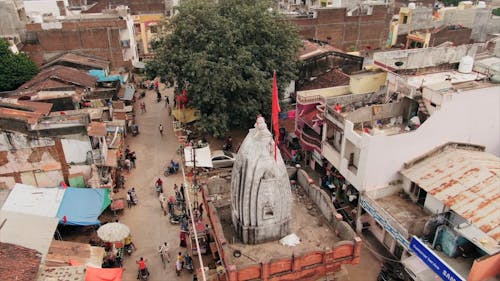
[298,126,322,152]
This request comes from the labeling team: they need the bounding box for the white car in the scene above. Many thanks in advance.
[211,150,236,169]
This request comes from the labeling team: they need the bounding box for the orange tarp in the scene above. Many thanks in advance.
[85,267,123,281]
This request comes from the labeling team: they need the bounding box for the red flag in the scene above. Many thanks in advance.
[272,71,281,161]
[61,181,68,189]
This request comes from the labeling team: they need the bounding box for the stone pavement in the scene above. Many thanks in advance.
[117,85,192,281]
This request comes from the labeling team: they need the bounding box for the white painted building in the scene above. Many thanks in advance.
[322,45,500,194]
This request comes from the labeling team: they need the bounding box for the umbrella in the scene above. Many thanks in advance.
[97,222,130,242]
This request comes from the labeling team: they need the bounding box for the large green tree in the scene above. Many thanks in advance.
[0,39,39,92]
[147,0,301,137]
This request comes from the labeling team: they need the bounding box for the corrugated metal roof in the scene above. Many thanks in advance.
[41,52,110,71]
[18,65,97,92]
[401,144,500,243]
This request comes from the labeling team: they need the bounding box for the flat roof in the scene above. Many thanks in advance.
[406,71,484,89]
[374,194,431,234]
[401,144,500,254]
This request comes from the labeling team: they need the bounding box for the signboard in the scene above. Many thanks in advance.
[410,237,465,281]
[360,197,410,249]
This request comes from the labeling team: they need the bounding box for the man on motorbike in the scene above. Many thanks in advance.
[136,257,149,279]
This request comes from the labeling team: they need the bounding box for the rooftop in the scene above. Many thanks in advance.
[406,70,486,89]
[299,69,350,91]
[299,40,342,61]
[374,194,431,236]
[0,242,42,281]
[17,65,97,93]
[87,121,107,137]
[41,53,110,71]
[401,143,500,254]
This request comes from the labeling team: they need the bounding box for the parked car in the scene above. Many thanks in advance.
[211,150,236,168]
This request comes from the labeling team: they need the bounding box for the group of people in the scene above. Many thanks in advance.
[123,146,137,172]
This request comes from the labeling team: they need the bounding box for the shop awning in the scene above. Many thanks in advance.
[57,187,111,226]
[85,267,122,281]
[172,108,201,123]
[184,145,213,168]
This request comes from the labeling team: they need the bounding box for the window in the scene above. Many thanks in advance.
[263,203,274,220]
[402,15,408,24]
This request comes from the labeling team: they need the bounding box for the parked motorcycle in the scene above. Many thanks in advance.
[169,213,186,225]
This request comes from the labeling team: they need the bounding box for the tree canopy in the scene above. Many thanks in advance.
[147,0,302,137]
[0,39,39,92]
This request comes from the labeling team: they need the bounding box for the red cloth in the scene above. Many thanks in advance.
[85,267,123,281]
[272,71,281,161]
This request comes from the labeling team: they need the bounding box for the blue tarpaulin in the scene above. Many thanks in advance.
[57,187,111,226]
[88,70,124,84]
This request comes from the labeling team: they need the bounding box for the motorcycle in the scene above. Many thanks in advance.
[164,161,179,176]
[169,212,186,225]
[131,124,139,136]
[183,253,194,273]
[138,268,149,281]
[124,244,134,256]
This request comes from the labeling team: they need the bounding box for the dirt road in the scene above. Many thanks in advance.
[118,86,192,281]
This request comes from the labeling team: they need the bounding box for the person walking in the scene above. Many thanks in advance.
[130,152,136,168]
[159,124,163,136]
[140,101,146,113]
[180,184,185,201]
[124,158,131,173]
[199,203,204,219]
[175,252,185,276]
[126,192,132,208]
[165,95,169,107]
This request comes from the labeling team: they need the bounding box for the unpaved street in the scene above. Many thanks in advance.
[118,85,192,281]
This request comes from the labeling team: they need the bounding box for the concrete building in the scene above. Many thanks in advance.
[361,142,500,280]
[389,1,500,47]
[288,3,393,51]
[22,6,138,69]
[0,0,27,51]
[291,42,500,267]
[132,13,165,60]
[84,0,167,15]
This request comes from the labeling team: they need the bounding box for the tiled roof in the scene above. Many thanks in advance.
[0,242,42,281]
[17,66,97,92]
[299,69,350,91]
[299,40,342,61]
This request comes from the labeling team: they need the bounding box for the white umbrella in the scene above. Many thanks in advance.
[97,222,130,242]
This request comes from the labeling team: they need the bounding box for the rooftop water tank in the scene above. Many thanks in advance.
[408,2,416,9]
[477,1,486,8]
[458,55,474,73]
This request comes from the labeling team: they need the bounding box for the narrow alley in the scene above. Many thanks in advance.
[117,85,192,281]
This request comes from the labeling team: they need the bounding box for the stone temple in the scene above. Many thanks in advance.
[231,116,291,244]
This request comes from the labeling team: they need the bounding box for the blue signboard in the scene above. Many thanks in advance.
[360,197,410,249]
[410,236,465,281]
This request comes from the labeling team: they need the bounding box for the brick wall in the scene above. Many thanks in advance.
[23,20,129,69]
[290,6,392,51]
